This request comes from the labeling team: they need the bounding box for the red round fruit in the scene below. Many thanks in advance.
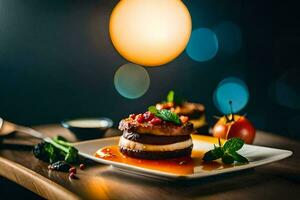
[129,114,136,119]
[212,115,256,144]
[79,164,85,170]
[69,172,78,179]
[143,111,154,121]
[150,117,162,125]
[69,167,76,174]
[136,114,145,123]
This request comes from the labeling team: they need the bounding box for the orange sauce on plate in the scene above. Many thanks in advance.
[95,135,232,175]
[95,146,194,175]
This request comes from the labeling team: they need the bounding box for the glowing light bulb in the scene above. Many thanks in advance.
[109,0,192,67]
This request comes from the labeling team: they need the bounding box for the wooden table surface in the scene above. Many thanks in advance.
[0,124,299,200]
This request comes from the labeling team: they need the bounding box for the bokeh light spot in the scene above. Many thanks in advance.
[213,77,249,114]
[186,28,219,62]
[114,63,150,99]
[109,0,192,67]
[214,21,242,55]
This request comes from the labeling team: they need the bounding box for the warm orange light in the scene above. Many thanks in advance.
[109,0,192,67]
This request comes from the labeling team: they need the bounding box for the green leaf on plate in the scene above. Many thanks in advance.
[223,138,244,153]
[222,153,234,164]
[202,137,248,165]
[230,152,249,164]
[202,147,224,162]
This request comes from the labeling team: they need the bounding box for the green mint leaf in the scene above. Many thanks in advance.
[202,147,224,162]
[158,109,181,125]
[167,90,174,103]
[230,152,249,164]
[203,137,248,165]
[222,153,234,164]
[223,138,244,153]
[148,106,181,125]
[148,106,158,114]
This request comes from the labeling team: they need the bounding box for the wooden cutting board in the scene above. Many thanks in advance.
[0,125,299,200]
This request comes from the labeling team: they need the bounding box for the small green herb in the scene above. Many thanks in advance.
[202,146,224,161]
[148,106,181,125]
[202,138,248,164]
[33,136,79,164]
[44,142,59,163]
[166,90,184,105]
[223,137,244,153]
[167,90,175,103]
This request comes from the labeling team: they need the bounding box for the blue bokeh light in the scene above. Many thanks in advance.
[186,28,219,62]
[214,21,242,55]
[213,77,249,114]
[114,63,150,99]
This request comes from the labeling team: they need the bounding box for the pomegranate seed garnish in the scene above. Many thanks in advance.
[150,117,162,125]
[129,114,136,119]
[180,116,189,124]
[69,167,76,174]
[143,111,154,121]
[136,114,145,123]
[79,164,85,170]
[69,172,78,179]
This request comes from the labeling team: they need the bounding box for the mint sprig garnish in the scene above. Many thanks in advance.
[148,106,181,125]
[203,138,249,164]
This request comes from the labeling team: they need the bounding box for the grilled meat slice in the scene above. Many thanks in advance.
[119,118,195,136]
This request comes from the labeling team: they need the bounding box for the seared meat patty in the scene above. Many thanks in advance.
[119,118,195,136]
[120,146,193,160]
[123,130,191,145]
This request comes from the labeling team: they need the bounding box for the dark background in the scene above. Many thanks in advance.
[0,0,299,139]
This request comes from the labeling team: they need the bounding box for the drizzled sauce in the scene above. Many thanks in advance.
[96,146,194,175]
[95,135,232,175]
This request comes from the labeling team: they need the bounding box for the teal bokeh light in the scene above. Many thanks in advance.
[186,28,219,62]
[114,63,150,99]
[214,21,242,55]
[213,77,249,114]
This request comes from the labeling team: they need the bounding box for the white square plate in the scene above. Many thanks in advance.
[73,136,292,180]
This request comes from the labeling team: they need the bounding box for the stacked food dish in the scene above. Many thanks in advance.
[118,108,195,159]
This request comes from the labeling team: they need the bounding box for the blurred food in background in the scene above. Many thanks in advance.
[156,91,209,134]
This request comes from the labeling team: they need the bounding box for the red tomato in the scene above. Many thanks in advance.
[212,115,256,144]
